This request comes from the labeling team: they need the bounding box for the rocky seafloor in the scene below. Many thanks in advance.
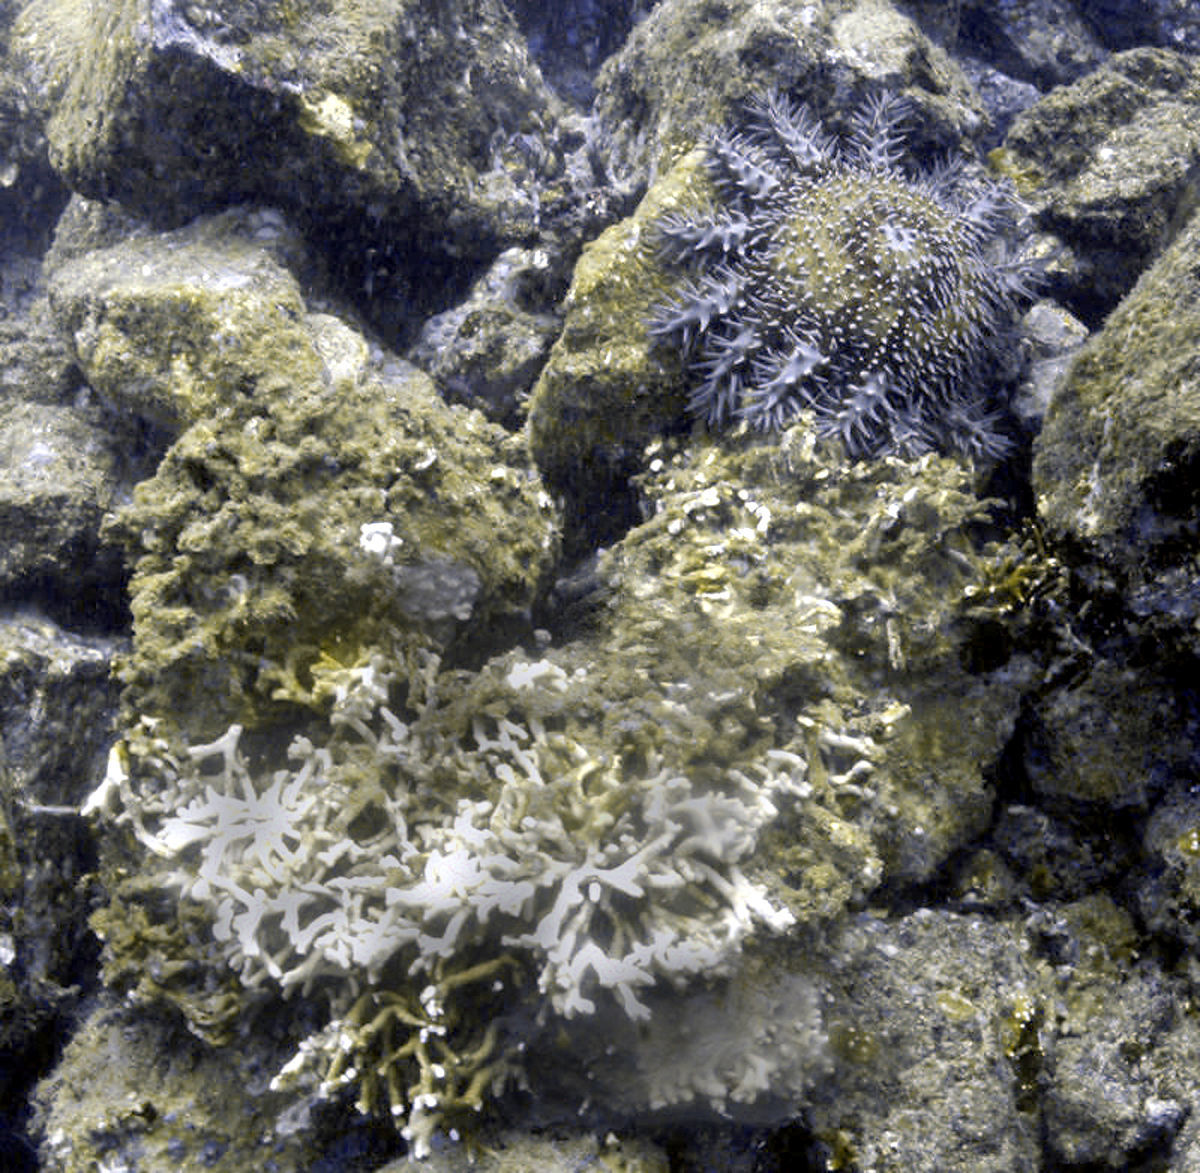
[2,1,1200,1170]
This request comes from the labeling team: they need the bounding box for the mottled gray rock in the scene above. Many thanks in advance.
[1010,298,1090,434]
[992,804,1130,902]
[959,0,1108,89]
[0,613,119,1102]
[1036,897,1196,1168]
[0,611,118,805]
[1137,786,1200,954]
[0,291,81,409]
[1078,0,1200,54]
[34,1003,338,1173]
[407,246,564,426]
[1001,48,1200,312]
[1023,658,1200,809]
[0,400,124,600]
[1032,188,1200,648]
[810,910,1041,1172]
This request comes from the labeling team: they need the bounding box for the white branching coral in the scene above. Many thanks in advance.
[89,652,808,1153]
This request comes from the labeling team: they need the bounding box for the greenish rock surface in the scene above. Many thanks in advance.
[47,206,319,433]
[1032,186,1200,648]
[106,344,559,738]
[33,1004,356,1173]
[42,205,561,739]
[592,0,983,184]
[1000,47,1200,311]
[526,146,702,506]
[11,0,561,246]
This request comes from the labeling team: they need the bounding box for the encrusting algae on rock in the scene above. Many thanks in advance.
[83,401,1044,1155]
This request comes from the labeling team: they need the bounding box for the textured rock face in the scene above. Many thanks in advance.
[4,0,1200,1169]
[999,47,1200,313]
[58,210,561,741]
[1032,192,1200,649]
[12,0,559,243]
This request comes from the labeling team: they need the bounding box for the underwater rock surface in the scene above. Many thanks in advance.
[1,0,1200,1170]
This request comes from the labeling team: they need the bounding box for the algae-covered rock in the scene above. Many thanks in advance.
[11,0,560,249]
[1000,47,1200,312]
[810,910,1042,1172]
[47,206,319,434]
[593,0,983,184]
[108,348,559,738]
[1032,191,1200,648]
[0,400,123,598]
[526,146,703,513]
[33,1003,385,1173]
[43,207,561,737]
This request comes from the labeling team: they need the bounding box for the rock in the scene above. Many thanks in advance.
[1023,658,1200,809]
[1009,298,1090,435]
[11,0,560,248]
[1032,190,1200,649]
[33,1003,361,1173]
[0,614,119,1127]
[1077,0,1200,55]
[0,292,81,409]
[1137,786,1200,954]
[594,0,986,186]
[108,341,560,738]
[1000,48,1200,314]
[47,206,319,434]
[406,246,564,427]
[0,400,124,603]
[810,910,1042,1172]
[958,0,1107,89]
[1035,896,1197,1168]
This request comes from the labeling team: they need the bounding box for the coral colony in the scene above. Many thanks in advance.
[91,646,808,1156]
[649,90,1034,460]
